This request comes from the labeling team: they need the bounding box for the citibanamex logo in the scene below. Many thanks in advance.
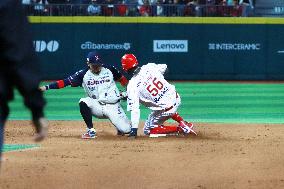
[33,40,59,52]
[81,41,131,50]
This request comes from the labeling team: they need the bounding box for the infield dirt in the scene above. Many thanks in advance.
[1,120,284,189]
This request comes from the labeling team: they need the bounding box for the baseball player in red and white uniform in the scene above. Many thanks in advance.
[40,51,131,139]
[121,54,197,138]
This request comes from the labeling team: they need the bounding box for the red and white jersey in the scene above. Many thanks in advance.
[127,63,177,112]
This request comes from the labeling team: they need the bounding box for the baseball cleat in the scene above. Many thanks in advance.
[178,121,197,136]
[82,128,97,139]
[34,117,49,142]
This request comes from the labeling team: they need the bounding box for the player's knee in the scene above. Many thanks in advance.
[23,90,45,120]
[0,102,9,121]
[119,124,131,133]
[79,97,92,105]
[79,98,88,105]
[120,128,130,134]
[125,127,131,133]
[24,89,46,108]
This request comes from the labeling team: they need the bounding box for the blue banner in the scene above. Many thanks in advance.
[31,23,284,80]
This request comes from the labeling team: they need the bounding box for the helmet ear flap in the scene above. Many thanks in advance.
[121,54,138,71]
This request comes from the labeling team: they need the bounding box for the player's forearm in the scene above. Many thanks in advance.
[118,75,128,87]
[131,109,140,129]
[42,79,71,91]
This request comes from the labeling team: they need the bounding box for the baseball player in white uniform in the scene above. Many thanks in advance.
[121,54,197,138]
[40,51,131,139]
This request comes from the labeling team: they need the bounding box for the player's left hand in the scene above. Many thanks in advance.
[120,91,128,100]
[39,86,46,92]
[128,128,137,139]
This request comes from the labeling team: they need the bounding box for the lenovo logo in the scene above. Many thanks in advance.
[153,40,188,52]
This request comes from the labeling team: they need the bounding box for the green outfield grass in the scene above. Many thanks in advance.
[7,82,284,124]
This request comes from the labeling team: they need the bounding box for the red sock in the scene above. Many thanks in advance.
[171,113,184,123]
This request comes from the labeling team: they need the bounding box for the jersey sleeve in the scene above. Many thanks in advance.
[126,80,140,112]
[147,63,168,75]
[127,80,140,129]
[156,64,168,75]
[104,64,128,86]
[45,68,87,90]
[67,69,87,87]
[104,65,122,81]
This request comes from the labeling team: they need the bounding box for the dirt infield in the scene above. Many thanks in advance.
[1,121,284,189]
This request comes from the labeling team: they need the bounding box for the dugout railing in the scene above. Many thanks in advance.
[23,3,256,17]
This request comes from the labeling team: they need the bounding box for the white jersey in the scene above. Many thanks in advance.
[82,67,121,104]
[127,63,177,112]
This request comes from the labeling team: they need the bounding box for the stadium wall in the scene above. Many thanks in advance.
[29,17,284,80]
